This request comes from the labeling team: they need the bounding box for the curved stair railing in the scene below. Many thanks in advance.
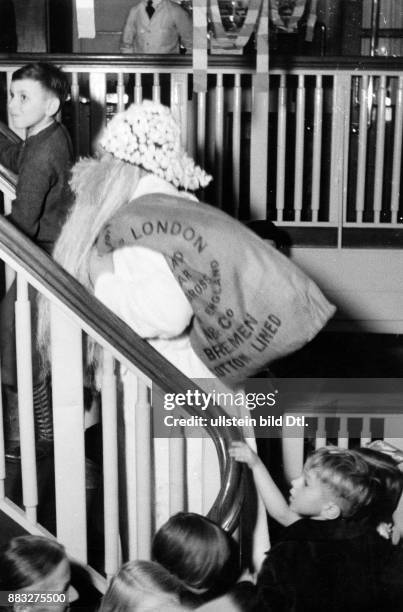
[0,163,245,583]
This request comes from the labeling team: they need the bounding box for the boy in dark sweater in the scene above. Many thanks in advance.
[0,62,73,252]
[230,443,403,611]
[0,63,73,453]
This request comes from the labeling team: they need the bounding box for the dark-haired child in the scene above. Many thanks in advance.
[0,535,73,612]
[152,512,240,607]
[0,63,73,451]
[230,443,403,611]
[0,62,73,250]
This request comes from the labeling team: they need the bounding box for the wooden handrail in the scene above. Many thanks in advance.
[2,52,403,72]
[0,52,255,70]
[0,165,245,532]
[0,163,17,192]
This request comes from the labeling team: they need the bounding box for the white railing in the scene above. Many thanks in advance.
[2,54,403,244]
[283,410,403,482]
[0,168,244,582]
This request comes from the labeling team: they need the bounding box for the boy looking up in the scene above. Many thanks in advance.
[230,443,403,611]
[0,63,73,454]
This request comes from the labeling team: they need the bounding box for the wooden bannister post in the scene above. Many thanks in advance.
[50,303,87,562]
[329,74,351,245]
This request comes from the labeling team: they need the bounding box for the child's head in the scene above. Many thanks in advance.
[152,512,240,601]
[99,560,183,612]
[0,535,71,611]
[290,447,377,521]
[9,63,69,134]
[355,447,403,525]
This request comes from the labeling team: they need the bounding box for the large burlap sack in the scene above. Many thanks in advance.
[97,193,336,384]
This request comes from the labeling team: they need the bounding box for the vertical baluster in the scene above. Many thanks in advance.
[276,75,287,222]
[294,75,306,222]
[360,415,371,446]
[155,436,170,527]
[201,437,220,514]
[391,77,403,223]
[315,416,326,449]
[134,73,142,104]
[250,75,269,219]
[50,303,87,562]
[3,191,15,290]
[169,438,185,515]
[153,73,161,103]
[170,73,188,148]
[356,76,368,224]
[186,437,204,512]
[311,75,323,222]
[232,74,242,218]
[122,370,138,559]
[214,74,224,208]
[337,417,349,449]
[71,72,80,158]
[116,72,125,113]
[207,90,215,178]
[196,92,207,170]
[135,379,152,559]
[89,72,107,153]
[374,76,386,224]
[15,276,37,524]
[329,74,351,243]
[102,351,119,579]
[382,415,402,449]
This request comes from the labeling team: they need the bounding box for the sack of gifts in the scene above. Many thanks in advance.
[97,193,336,384]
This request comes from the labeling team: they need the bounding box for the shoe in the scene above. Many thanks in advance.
[5,440,21,462]
[5,439,53,463]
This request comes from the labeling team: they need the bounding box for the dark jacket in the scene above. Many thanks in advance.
[0,121,73,253]
[256,518,403,612]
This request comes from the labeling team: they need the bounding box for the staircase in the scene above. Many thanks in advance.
[0,157,245,585]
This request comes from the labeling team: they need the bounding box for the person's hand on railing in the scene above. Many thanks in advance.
[229,441,260,469]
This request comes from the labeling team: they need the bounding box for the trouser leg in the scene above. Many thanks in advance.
[0,281,53,448]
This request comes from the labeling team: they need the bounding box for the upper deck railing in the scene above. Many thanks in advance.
[1,53,403,247]
[2,53,403,247]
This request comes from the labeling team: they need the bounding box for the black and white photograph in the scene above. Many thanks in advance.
[1,1,403,610]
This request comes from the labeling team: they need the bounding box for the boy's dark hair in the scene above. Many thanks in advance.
[305,447,376,518]
[12,62,69,106]
[0,535,67,590]
[152,512,240,599]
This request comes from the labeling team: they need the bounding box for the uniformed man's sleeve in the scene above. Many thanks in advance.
[173,4,193,53]
[120,6,138,54]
